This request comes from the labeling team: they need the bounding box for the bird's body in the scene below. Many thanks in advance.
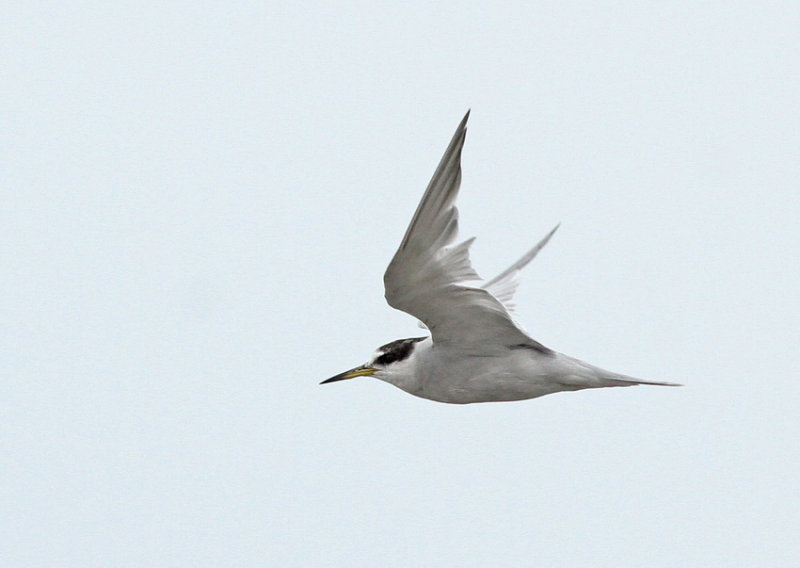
[323,111,679,404]
[357,336,672,404]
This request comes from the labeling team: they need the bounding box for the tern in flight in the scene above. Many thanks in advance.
[323,111,679,403]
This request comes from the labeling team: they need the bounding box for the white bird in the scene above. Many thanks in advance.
[322,111,679,403]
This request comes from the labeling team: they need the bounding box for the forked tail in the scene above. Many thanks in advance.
[603,375,682,388]
[558,353,682,389]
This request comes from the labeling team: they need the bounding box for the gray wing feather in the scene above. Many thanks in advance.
[482,224,560,311]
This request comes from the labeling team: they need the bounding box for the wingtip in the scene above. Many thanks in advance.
[461,109,471,127]
[537,223,560,248]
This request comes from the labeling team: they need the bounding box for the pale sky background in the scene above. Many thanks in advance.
[3,3,799,566]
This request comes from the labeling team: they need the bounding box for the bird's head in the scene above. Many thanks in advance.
[321,336,428,388]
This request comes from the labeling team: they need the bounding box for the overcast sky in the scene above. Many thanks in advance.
[3,3,799,566]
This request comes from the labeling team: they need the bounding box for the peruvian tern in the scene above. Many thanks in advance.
[322,111,679,403]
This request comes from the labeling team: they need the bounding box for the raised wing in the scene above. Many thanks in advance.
[383,111,549,351]
[416,225,560,330]
[482,224,560,311]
